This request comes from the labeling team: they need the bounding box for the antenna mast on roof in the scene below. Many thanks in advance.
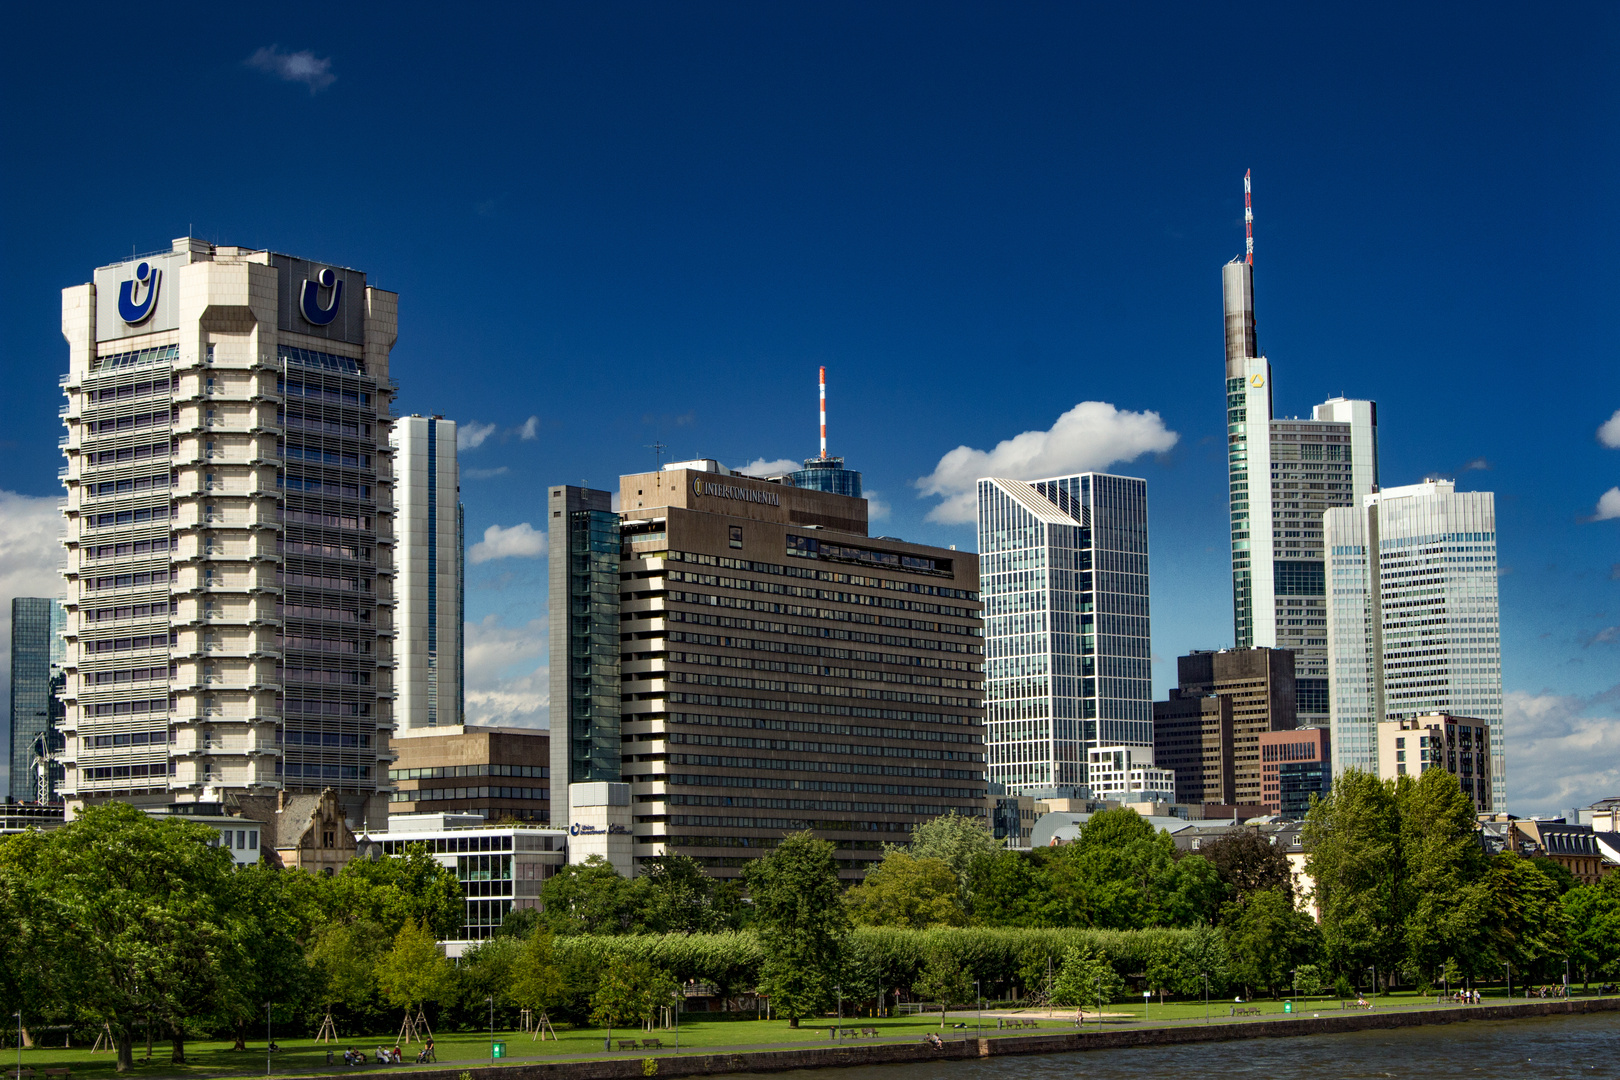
[1244,169,1254,265]
[819,366,828,459]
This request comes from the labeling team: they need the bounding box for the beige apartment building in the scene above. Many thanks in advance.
[1376,713,1492,812]
[551,460,987,880]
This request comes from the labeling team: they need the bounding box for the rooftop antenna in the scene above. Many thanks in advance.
[648,440,667,467]
[1244,170,1254,266]
[819,366,828,459]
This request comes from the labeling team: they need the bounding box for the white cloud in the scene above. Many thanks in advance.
[463,616,548,728]
[458,421,496,450]
[916,401,1179,524]
[245,46,336,94]
[865,490,892,521]
[0,491,63,792]
[469,522,546,563]
[737,458,799,477]
[1592,487,1620,522]
[1598,409,1620,449]
[517,416,538,441]
[1503,688,1620,816]
[463,466,509,480]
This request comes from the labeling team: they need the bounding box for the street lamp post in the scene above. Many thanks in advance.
[14,1011,22,1080]
[1504,963,1511,1001]
[487,995,494,1065]
[974,981,981,1035]
[1202,974,1209,1025]
[1095,976,1102,1033]
[265,1003,272,1077]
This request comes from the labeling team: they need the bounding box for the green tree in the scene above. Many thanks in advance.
[965,849,1045,927]
[893,812,1000,898]
[1303,769,1403,989]
[911,948,973,1028]
[1201,828,1295,908]
[590,959,679,1040]
[1050,945,1124,1011]
[743,832,849,1027]
[215,862,315,1053]
[375,919,454,1039]
[326,843,464,939]
[509,922,566,1034]
[540,856,637,935]
[1394,769,1492,982]
[1563,876,1620,987]
[310,919,388,1031]
[636,854,745,933]
[1484,854,1568,981]
[1041,808,1219,929]
[846,852,965,929]
[1222,888,1318,999]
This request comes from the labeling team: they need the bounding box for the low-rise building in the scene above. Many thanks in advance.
[1376,714,1492,812]
[390,725,550,823]
[1086,746,1176,803]
[1258,726,1331,817]
[1478,815,1612,885]
[368,813,569,944]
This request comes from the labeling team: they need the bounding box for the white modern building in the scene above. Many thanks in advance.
[368,813,568,944]
[1325,480,1503,807]
[977,473,1151,795]
[1085,745,1176,803]
[57,238,398,824]
[390,416,463,732]
[1223,257,1380,729]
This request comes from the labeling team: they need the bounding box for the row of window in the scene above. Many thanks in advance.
[667,609,980,651]
[665,792,984,817]
[87,377,172,404]
[280,410,374,439]
[666,630,978,671]
[87,440,170,468]
[87,506,175,530]
[670,549,968,594]
[392,763,550,780]
[391,786,548,803]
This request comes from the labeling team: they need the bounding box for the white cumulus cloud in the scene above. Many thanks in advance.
[517,416,539,441]
[458,421,497,450]
[469,522,546,563]
[245,46,336,94]
[1503,688,1620,816]
[463,615,548,728]
[1598,409,1620,449]
[916,402,1179,524]
[736,458,799,477]
[1592,487,1620,522]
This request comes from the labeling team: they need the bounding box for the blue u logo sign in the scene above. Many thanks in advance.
[117,262,161,325]
[299,267,343,326]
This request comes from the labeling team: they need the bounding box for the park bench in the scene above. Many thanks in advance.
[861,1027,877,1038]
[9,1068,36,1080]
[640,1039,662,1049]
[42,1069,71,1079]
[616,1040,641,1050]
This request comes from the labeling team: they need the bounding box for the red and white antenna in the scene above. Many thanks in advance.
[819,366,828,459]
[1244,169,1254,265]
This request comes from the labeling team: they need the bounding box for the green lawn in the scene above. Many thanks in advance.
[4,987,1607,1080]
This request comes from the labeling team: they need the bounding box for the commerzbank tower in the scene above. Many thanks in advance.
[1222,174,1379,730]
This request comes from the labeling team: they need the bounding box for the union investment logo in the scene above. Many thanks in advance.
[118,262,161,325]
[300,267,343,326]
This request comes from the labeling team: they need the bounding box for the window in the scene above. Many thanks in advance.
[729,526,743,550]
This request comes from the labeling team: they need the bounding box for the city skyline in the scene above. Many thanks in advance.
[0,5,1614,816]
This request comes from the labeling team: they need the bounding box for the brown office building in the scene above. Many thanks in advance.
[1153,647,1295,809]
[552,460,987,880]
[390,726,550,822]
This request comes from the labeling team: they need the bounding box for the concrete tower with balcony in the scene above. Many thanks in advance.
[57,238,398,824]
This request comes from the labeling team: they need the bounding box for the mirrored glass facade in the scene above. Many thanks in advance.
[977,473,1151,795]
[9,598,65,802]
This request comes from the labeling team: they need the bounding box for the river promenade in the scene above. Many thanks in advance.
[282,995,1619,1080]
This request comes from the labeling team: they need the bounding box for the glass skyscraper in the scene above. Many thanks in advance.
[1325,480,1504,808]
[977,473,1151,795]
[391,416,465,731]
[9,598,65,802]
[547,485,622,789]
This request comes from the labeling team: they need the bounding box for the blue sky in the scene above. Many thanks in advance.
[1,4,1615,814]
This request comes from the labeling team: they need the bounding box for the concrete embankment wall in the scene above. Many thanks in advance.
[393,997,1620,1080]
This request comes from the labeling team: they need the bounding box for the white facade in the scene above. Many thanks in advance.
[390,417,463,732]
[1085,745,1176,803]
[566,780,633,877]
[57,239,397,822]
[978,474,1151,795]
[370,813,568,941]
[1325,480,1503,808]
[1224,260,1379,729]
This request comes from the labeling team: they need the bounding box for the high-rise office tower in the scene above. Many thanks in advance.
[1223,180,1379,728]
[547,485,622,796]
[58,239,397,821]
[9,598,66,802]
[550,461,985,880]
[1152,647,1296,808]
[977,473,1151,795]
[1325,479,1503,808]
[788,368,863,497]
[391,416,464,732]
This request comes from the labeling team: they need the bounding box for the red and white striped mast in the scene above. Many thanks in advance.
[1244,169,1254,265]
[819,366,828,459]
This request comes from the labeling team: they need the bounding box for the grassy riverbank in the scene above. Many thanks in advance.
[5,988,1612,1080]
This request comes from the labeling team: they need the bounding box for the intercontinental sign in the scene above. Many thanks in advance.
[692,477,781,506]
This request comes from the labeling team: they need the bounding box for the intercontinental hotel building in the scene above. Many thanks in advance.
[551,462,987,879]
[56,239,396,823]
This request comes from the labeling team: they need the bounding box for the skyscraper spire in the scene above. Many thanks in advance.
[819,365,828,459]
[1244,169,1254,265]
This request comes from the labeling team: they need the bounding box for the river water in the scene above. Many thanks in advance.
[716,1012,1619,1080]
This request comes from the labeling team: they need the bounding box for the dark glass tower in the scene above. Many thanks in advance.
[9,598,65,802]
[547,486,621,788]
[789,456,862,498]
